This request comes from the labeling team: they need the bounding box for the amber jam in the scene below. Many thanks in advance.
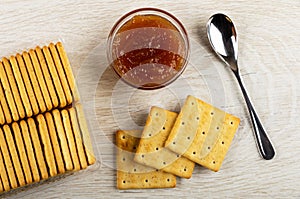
[107,8,189,89]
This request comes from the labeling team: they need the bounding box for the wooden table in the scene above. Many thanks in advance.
[1,0,299,198]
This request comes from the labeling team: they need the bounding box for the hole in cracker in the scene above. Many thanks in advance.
[162,127,165,130]
[211,112,214,115]
[184,168,187,172]
[133,168,137,172]
[173,141,176,145]
[230,121,233,125]
[216,126,219,130]
[163,162,166,165]
[141,154,145,158]
[156,169,159,172]
[122,157,126,161]
[176,154,180,158]
[193,151,196,155]
[155,112,159,116]
[208,146,210,150]
[156,147,159,151]
[148,133,152,137]
[123,180,126,183]
[181,122,185,125]
[167,178,170,182]
[191,102,194,105]
[122,135,125,139]
[145,179,148,183]
[187,136,190,140]
[196,117,199,120]
[202,131,205,135]
[222,141,225,145]
[213,161,216,164]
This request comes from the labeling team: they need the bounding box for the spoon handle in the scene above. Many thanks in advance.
[234,72,275,160]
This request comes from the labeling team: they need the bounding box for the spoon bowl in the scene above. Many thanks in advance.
[207,14,238,71]
[207,13,275,160]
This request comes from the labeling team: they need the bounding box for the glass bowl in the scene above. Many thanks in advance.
[107,8,190,90]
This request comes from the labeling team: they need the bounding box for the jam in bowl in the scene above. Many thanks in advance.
[107,8,190,90]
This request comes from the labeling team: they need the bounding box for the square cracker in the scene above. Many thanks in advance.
[52,109,73,171]
[36,114,57,177]
[165,95,240,172]
[16,53,39,116]
[27,118,49,180]
[116,130,176,189]
[20,120,40,182]
[55,42,80,102]
[11,122,33,184]
[3,125,26,187]
[10,55,33,117]
[48,43,73,105]
[22,51,47,113]
[68,107,88,169]
[134,107,195,179]
[35,46,59,109]
[3,125,25,186]
[74,104,96,165]
[61,109,81,171]
[45,112,65,174]
[0,61,19,122]
[29,49,52,111]
[2,57,25,119]
[42,46,67,108]
[0,128,18,189]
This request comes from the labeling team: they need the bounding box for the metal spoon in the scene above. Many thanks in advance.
[206,13,275,160]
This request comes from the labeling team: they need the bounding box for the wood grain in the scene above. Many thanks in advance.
[0,0,299,198]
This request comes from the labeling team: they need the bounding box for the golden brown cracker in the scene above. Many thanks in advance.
[74,104,95,165]
[0,103,5,125]
[27,118,48,179]
[16,53,39,116]
[55,42,80,102]
[49,43,73,105]
[42,46,67,108]
[28,49,52,111]
[36,114,57,177]
[45,112,65,174]
[22,51,46,113]
[52,109,73,171]
[0,83,12,124]
[61,110,80,171]
[0,61,19,122]
[20,120,40,182]
[134,107,195,179]
[0,128,17,189]
[11,122,33,184]
[0,140,10,191]
[68,107,88,169]
[2,57,25,119]
[165,95,240,172]
[3,125,25,186]
[35,46,59,108]
[9,55,33,117]
[116,130,176,189]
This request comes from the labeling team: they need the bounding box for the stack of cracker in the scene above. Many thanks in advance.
[0,42,95,194]
[117,95,240,189]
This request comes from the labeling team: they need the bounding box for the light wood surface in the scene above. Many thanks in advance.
[0,0,299,198]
